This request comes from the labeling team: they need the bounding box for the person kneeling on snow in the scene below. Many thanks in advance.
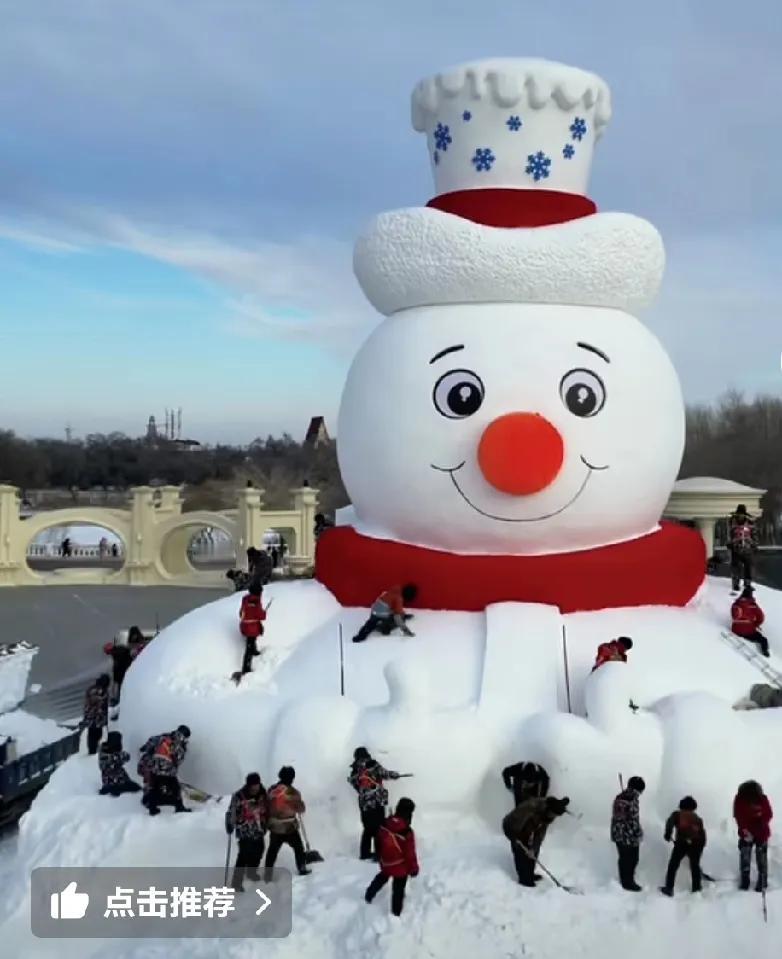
[264,767,311,877]
[352,584,417,643]
[733,780,773,892]
[98,731,142,797]
[611,776,645,891]
[147,725,191,816]
[365,798,419,917]
[502,761,550,808]
[592,636,633,672]
[661,796,706,896]
[731,586,769,658]
[348,746,403,861]
[502,795,570,887]
[239,582,266,675]
[227,772,268,892]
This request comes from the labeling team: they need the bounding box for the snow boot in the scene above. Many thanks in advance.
[247,869,261,882]
[740,876,750,891]
[148,806,161,816]
[174,803,192,813]
[622,882,642,892]
[298,868,312,876]
[232,868,245,893]
[660,887,674,897]
[264,867,274,883]
[756,880,767,893]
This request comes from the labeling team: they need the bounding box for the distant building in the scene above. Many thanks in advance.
[146,416,158,443]
[171,438,203,453]
[304,416,330,448]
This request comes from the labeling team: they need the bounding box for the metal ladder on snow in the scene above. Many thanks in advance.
[719,631,782,690]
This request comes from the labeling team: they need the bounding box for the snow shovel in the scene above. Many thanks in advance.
[298,816,324,864]
[224,832,232,886]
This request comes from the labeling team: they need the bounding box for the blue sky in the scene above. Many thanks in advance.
[0,0,779,443]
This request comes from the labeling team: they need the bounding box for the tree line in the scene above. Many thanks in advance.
[2,391,781,529]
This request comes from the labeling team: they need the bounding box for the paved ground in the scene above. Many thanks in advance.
[0,585,226,694]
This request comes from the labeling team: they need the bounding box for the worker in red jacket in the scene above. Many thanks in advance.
[592,636,633,672]
[731,586,769,657]
[364,798,419,917]
[239,582,266,675]
[733,780,773,891]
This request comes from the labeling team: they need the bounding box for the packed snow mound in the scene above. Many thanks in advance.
[116,575,782,823]
[1,751,780,959]
[0,710,71,755]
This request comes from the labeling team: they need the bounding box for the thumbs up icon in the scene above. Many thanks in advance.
[50,881,90,919]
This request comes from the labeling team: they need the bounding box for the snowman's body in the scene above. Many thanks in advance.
[120,56,782,819]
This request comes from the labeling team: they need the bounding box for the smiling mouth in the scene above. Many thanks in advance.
[430,455,609,523]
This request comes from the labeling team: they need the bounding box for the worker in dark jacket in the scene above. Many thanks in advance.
[731,586,769,657]
[98,731,141,796]
[353,584,417,643]
[82,674,110,755]
[365,798,419,917]
[502,795,570,886]
[611,776,645,891]
[226,773,268,892]
[501,761,549,807]
[733,780,773,891]
[661,796,706,896]
[729,505,757,592]
[348,747,402,860]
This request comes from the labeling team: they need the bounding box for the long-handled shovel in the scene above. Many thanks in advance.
[223,832,232,886]
[298,816,324,864]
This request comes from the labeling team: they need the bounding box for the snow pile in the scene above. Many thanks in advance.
[0,709,71,755]
[0,644,37,713]
[0,752,780,959]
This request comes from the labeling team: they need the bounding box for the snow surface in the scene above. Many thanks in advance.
[0,709,70,754]
[0,645,36,713]
[2,576,782,957]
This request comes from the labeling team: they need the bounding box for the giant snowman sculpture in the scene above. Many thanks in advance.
[121,59,782,824]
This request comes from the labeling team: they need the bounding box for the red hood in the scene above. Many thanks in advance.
[315,522,705,614]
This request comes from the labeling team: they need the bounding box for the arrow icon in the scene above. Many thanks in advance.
[255,889,271,916]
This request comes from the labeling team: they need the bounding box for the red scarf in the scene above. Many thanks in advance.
[316,522,705,614]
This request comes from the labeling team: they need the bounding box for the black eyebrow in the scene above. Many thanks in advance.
[577,341,610,364]
[429,344,465,365]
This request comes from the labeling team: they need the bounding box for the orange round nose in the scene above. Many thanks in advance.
[478,412,564,496]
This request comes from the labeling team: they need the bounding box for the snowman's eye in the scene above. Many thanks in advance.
[433,369,485,419]
[559,368,606,418]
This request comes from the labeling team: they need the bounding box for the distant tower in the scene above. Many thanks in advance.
[65,424,73,443]
[146,415,158,442]
[177,408,182,440]
[304,416,330,449]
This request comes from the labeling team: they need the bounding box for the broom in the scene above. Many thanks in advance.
[298,815,324,864]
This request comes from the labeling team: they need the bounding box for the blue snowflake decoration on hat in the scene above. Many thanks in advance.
[562,143,575,159]
[471,147,495,172]
[462,110,472,122]
[569,117,587,141]
[434,122,452,152]
[525,151,551,181]
[506,115,522,131]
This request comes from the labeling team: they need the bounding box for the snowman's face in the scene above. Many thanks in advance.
[337,303,684,555]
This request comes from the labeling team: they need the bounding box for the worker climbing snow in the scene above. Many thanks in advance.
[353,584,418,643]
[348,747,403,860]
[264,766,311,877]
[592,636,633,672]
[501,761,550,807]
[238,581,266,677]
[660,796,706,896]
[365,797,419,917]
[502,795,570,887]
[226,772,268,892]
[731,586,770,658]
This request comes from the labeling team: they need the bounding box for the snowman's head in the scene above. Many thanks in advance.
[338,303,683,555]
